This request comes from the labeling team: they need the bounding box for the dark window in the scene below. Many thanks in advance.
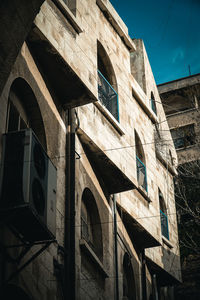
[171,124,195,149]
[7,102,20,132]
[62,0,76,15]
[7,102,28,132]
[159,190,169,240]
[123,253,137,300]
[81,188,103,260]
[150,92,157,115]
[135,132,148,192]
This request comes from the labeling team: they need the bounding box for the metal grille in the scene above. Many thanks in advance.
[81,217,89,242]
[160,210,169,239]
[98,70,119,121]
[136,156,148,192]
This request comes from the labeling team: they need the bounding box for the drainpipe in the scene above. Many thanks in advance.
[141,249,147,300]
[152,274,159,300]
[112,194,119,300]
[64,108,76,300]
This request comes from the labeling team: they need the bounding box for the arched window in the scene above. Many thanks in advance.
[6,78,46,149]
[123,253,136,300]
[135,131,147,192]
[159,189,169,240]
[97,41,119,121]
[150,92,157,115]
[81,188,103,260]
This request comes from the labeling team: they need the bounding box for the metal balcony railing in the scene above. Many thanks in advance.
[136,156,148,192]
[160,210,169,240]
[97,70,119,121]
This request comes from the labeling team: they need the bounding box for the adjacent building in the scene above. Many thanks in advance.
[158,73,200,300]
[0,1,181,299]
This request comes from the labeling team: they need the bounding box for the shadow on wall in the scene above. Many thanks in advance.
[0,284,32,300]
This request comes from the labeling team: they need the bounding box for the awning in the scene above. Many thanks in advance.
[117,203,161,249]
[77,129,136,194]
[146,256,181,286]
[27,28,97,108]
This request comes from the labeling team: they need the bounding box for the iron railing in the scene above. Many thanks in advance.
[81,217,89,242]
[160,210,169,240]
[97,70,119,121]
[81,217,95,251]
[136,156,148,192]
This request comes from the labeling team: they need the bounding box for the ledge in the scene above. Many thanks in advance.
[96,0,136,52]
[52,0,83,34]
[156,150,177,176]
[166,107,197,118]
[162,236,173,249]
[116,203,161,249]
[136,185,152,203]
[132,85,158,124]
[77,128,135,193]
[80,239,109,278]
[94,101,125,135]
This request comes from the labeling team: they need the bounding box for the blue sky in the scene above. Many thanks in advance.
[110,0,200,84]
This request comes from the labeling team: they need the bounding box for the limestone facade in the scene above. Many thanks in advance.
[0,1,181,299]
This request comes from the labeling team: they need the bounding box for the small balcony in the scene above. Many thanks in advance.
[97,70,119,121]
[160,210,169,240]
[136,156,148,192]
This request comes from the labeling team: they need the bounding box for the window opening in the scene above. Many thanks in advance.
[97,42,119,121]
[171,124,195,149]
[81,188,103,260]
[7,101,29,132]
[123,253,136,300]
[150,92,157,115]
[135,132,147,192]
[159,190,169,240]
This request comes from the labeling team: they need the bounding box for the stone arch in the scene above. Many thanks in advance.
[0,284,32,300]
[7,77,47,150]
[135,130,146,165]
[81,187,103,260]
[123,252,137,300]
[97,40,118,93]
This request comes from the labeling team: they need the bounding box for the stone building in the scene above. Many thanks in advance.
[158,74,200,300]
[0,1,181,299]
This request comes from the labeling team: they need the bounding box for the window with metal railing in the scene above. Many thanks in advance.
[97,70,119,121]
[136,155,148,192]
[160,210,169,240]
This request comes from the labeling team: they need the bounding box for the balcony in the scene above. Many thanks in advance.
[97,70,119,121]
[136,156,148,192]
[160,210,169,240]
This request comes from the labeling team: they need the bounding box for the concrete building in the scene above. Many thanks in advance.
[0,1,181,299]
[158,74,200,300]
